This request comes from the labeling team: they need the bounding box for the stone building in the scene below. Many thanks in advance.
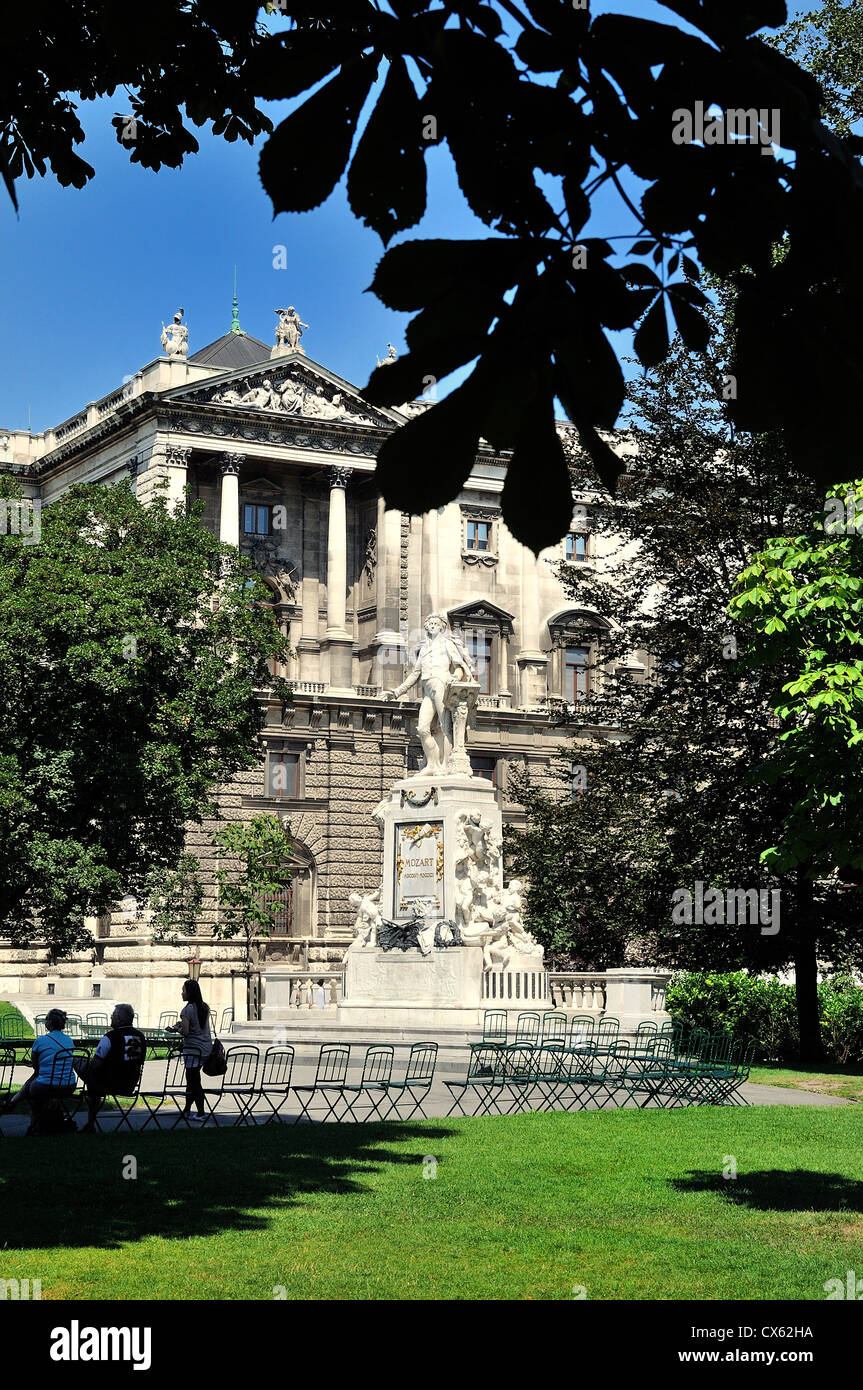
[0,308,646,1023]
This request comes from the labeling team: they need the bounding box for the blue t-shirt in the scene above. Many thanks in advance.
[31,1030,75,1084]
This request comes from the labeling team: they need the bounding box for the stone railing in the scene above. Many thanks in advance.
[291,681,326,694]
[549,973,608,1011]
[355,684,381,697]
[261,970,344,1012]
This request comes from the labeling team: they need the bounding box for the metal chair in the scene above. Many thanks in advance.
[293,1044,351,1123]
[65,1014,84,1036]
[89,1034,147,1133]
[33,1015,47,1037]
[0,1015,24,1039]
[513,1012,541,1047]
[340,1046,395,1122]
[566,1014,595,1050]
[83,1012,109,1040]
[540,1011,568,1049]
[139,1043,199,1129]
[220,1008,234,1033]
[481,1010,508,1045]
[158,1011,178,1034]
[26,1047,87,1131]
[383,1042,438,1120]
[256,1045,296,1124]
[205,1045,260,1127]
[0,1045,15,1135]
[444,1044,507,1117]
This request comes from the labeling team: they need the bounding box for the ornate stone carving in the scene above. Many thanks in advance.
[165,445,191,469]
[328,464,353,490]
[377,343,398,367]
[363,527,376,586]
[161,308,188,358]
[126,455,139,478]
[207,373,379,427]
[220,454,244,477]
[346,889,382,951]
[275,306,308,353]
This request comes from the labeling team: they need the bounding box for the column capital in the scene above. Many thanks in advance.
[165,444,192,468]
[327,464,353,490]
[220,453,245,477]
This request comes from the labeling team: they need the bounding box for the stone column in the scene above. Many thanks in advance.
[219,454,244,548]
[517,545,548,708]
[164,445,191,511]
[421,508,440,617]
[325,464,354,693]
[498,626,512,704]
[372,496,405,691]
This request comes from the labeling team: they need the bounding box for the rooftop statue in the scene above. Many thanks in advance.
[275,306,308,354]
[161,309,188,359]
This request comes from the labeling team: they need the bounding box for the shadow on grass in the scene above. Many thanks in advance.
[0,1123,457,1252]
[672,1169,863,1213]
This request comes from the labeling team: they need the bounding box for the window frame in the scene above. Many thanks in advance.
[243,503,272,537]
[265,746,301,800]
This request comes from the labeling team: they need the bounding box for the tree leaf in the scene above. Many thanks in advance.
[347,56,426,243]
[634,295,670,367]
[259,55,378,214]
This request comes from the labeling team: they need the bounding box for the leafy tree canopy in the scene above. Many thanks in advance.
[4,3,863,551]
[0,480,291,957]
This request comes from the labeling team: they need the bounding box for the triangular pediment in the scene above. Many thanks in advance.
[162,355,403,430]
[448,600,516,629]
[239,477,283,499]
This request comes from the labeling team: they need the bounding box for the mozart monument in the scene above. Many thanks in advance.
[264,612,550,1030]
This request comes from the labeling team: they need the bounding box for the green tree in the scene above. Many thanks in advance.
[145,852,205,944]
[210,814,294,1003]
[773,0,863,135]
[730,481,863,1057]
[505,320,862,1057]
[0,479,291,957]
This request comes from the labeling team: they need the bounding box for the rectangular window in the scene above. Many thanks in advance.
[565,646,590,702]
[267,751,299,799]
[469,755,497,785]
[243,504,271,536]
[466,629,493,694]
[466,520,490,551]
[566,532,588,561]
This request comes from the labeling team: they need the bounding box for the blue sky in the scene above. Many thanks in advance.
[0,1,810,433]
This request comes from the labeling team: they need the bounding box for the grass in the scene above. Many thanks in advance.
[2,1106,863,1300]
[749,1062,863,1104]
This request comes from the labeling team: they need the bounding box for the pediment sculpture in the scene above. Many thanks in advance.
[208,374,379,427]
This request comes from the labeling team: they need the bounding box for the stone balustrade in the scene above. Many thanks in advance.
[548,973,608,1011]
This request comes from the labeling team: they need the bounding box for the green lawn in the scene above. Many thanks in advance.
[750,1063,863,1104]
[2,1106,863,1300]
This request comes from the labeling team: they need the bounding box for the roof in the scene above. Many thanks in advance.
[188,332,272,370]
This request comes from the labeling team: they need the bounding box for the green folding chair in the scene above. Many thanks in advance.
[513,1012,541,1047]
[293,1044,351,1124]
[540,1011,569,1049]
[340,1045,395,1122]
[256,1045,295,1124]
[567,1015,596,1051]
[444,1044,507,1116]
[204,1045,260,1127]
[481,1011,508,1045]
[383,1042,438,1120]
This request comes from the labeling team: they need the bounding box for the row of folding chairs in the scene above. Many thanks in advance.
[445,1031,755,1116]
[0,1039,440,1132]
[481,1010,625,1050]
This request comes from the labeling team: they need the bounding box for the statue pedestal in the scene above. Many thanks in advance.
[374,774,502,923]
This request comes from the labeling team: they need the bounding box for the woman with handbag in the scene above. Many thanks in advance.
[166,979,213,1124]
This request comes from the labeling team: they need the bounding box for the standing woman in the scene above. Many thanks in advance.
[167,980,213,1123]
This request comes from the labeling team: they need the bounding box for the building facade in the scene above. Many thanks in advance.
[0,313,647,1022]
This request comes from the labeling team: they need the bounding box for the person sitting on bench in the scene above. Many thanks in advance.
[74,1004,146,1132]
